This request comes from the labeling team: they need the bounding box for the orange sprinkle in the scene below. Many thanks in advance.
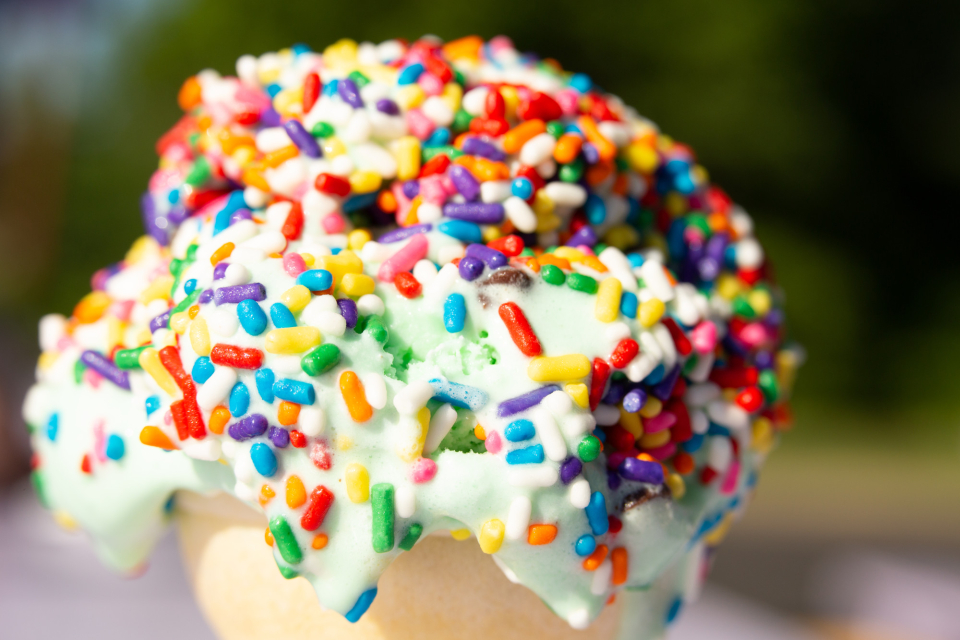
[404,195,422,226]
[210,242,235,266]
[73,291,112,324]
[278,401,301,426]
[268,252,283,259]
[242,167,270,192]
[377,190,398,213]
[586,159,614,186]
[524,257,541,273]
[468,157,510,182]
[502,119,546,154]
[311,533,329,550]
[708,212,731,235]
[178,76,203,111]
[553,133,583,164]
[527,524,558,546]
[285,475,307,508]
[442,35,484,60]
[339,371,373,422]
[611,547,628,585]
[612,173,629,196]
[263,145,299,168]
[139,426,177,451]
[196,114,212,131]
[187,305,200,319]
[577,115,617,161]
[537,254,571,270]
[583,544,609,571]
[265,527,274,547]
[664,267,678,287]
[673,451,695,475]
[474,424,486,441]
[208,406,230,435]
[453,132,471,149]
[259,484,275,506]
[583,256,608,273]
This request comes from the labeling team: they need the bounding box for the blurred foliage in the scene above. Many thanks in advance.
[4,0,960,445]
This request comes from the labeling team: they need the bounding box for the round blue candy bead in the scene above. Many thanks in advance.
[105,434,125,461]
[575,534,596,557]
[511,177,533,200]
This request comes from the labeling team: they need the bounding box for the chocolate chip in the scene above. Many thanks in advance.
[621,485,671,511]
[478,268,531,289]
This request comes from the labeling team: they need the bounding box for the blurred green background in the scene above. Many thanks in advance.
[1,0,958,634]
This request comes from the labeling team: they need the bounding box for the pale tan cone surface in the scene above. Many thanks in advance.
[175,492,623,640]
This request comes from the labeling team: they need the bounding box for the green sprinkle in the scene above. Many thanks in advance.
[184,156,211,187]
[187,132,201,150]
[185,243,199,261]
[578,435,601,462]
[593,242,609,255]
[454,69,467,87]
[171,288,201,316]
[276,563,299,579]
[354,315,369,334]
[567,273,598,294]
[30,471,48,508]
[615,156,630,172]
[301,344,341,376]
[540,264,566,285]
[347,70,370,88]
[682,355,700,376]
[452,109,473,132]
[546,120,565,139]
[685,213,709,237]
[519,247,536,258]
[311,121,335,138]
[364,315,388,344]
[74,359,85,384]
[732,296,756,319]
[169,258,184,279]
[269,515,303,565]
[559,158,584,183]
[115,346,149,370]
[759,369,780,402]
[398,523,423,551]
[371,483,395,553]
[421,146,463,162]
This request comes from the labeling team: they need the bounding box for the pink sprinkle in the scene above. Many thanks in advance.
[55,336,74,351]
[410,457,437,483]
[392,181,413,226]
[690,321,717,354]
[406,108,436,141]
[720,459,740,495]
[575,244,596,257]
[109,300,135,322]
[322,212,346,234]
[310,441,332,470]
[418,174,449,205]
[290,181,310,201]
[93,420,107,463]
[484,430,502,454]
[283,252,306,276]
[83,368,102,389]
[417,72,444,96]
[683,226,706,244]
[645,442,677,461]
[378,233,428,282]
[163,410,173,426]
[235,84,271,111]
[643,411,677,434]
[149,167,183,192]
[555,89,580,116]
[737,322,771,349]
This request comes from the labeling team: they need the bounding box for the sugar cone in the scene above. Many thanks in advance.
[175,491,624,640]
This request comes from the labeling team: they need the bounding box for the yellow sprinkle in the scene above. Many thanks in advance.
[751,417,774,454]
[717,274,742,300]
[349,170,382,194]
[478,519,505,554]
[704,513,734,546]
[553,246,586,263]
[665,192,687,216]
[441,82,463,114]
[619,407,643,438]
[189,317,211,357]
[666,473,686,500]
[301,253,315,267]
[280,285,312,313]
[527,354,591,382]
[335,434,354,451]
[639,397,662,418]
[124,235,161,265]
[340,273,375,297]
[639,429,671,449]
[624,142,659,174]
[38,351,59,371]
[139,348,180,397]
[345,463,370,503]
[265,327,321,354]
[52,510,79,531]
[395,84,426,110]
[169,311,191,335]
[748,288,772,316]
[140,276,174,304]
[316,251,363,286]
[500,86,519,119]
[106,316,124,351]
[564,383,589,409]
[638,298,665,328]
[777,349,800,395]
[481,225,502,243]
[393,136,422,181]
[285,475,306,508]
[347,229,372,251]
[450,528,472,541]
[603,224,640,251]
[135,327,153,345]
[397,406,431,463]
[595,277,622,323]
[273,87,303,117]
[322,136,346,158]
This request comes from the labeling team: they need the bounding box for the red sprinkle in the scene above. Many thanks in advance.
[158,346,192,391]
[310,440,332,470]
[80,453,93,474]
[609,338,639,369]
[281,202,304,241]
[470,117,509,137]
[700,466,719,485]
[485,88,505,119]
[589,357,611,411]
[301,485,335,531]
[302,72,321,114]
[487,234,524,257]
[314,173,351,197]
[515,165,545,193]
[662,317,693,356]
[420,154,451,177]
[666,398,692,443]
[394,272,422,298]
[709,366,758,388]
[517,91,563,122]
[289,430,307,448]
[210,344,263,370]
[170,399,189,441]
[498,302,541,357]
[607,515,623,534]
[735,386,764,412]
[424,55,453,83]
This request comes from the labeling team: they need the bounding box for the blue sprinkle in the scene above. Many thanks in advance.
[266,83,282,98]
[345,587,378,623]
[167,190,180,204]
[425,127,451,147]
[322,79,339,96]
[665,597,683,625]
[511,177,533,200]
[291,43,311,56]
[46,414,58,442]
[272,378,316,405]
[183,278,197,295]
[397,63,424,85]
[585,492,609,536]
[331,247,342,255]
[568,73,593,93]
[643,363,666,385]
[707,422,731,438]
[585,193,606,225]
[296,269,333,291]
[271,303,297,329]
[503,419,536,442]
[593,428,607,443]
[145,395,161,416]
[343,192,377,213]
[229,382,250,417]
[429,378,488,411]
[505,444,544,465]
[255,368,276,403]
[437,220,482,244]
[213,190,248,235]
[681,433,704,453]
[575,534,596,557]
[105,434,125,460]
[626,252,644,268]
[619,291,638,319]
[443,293,466,333]
[238,299,268,336]
[250,443,278,477]
[192,356,214,384]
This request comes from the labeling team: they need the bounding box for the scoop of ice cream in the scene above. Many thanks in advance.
[23,34,801,634]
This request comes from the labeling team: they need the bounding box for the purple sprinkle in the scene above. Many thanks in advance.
[141,192,167,245]
[581,142,600,165]
[497,385,562,417]
[560,457,583,484]
[607,469,623,491]
[229,208,253,225]
[697,257,721,281]
[461,137,505,162]
[90,268,111,292]
[260,107,282,128]
[602,379,628,406]
[464,243,506,269]
[80,350,130,390]
[448,165,480,201]
[754,350,775,369]
[214,283,266,306]
[650,366,681,401]
[376,98,399,115]
[622,388,647,413]
[379,223,431,244]
[402,180,420,199]
[705,232,729,261]
[442,202,504,224]
[458,256,485,281]
[764,308,784,328]
[199,288,214,304]
[149,310,170,333]
[338,78,364,109]
[213,262,230,280]
[619,457,664,484]
[565,225,598,247]
[168,204,190,225]
[283,119,322,158]
[268,426,290,448]
[228,414,268,441]
[338,298,358,329]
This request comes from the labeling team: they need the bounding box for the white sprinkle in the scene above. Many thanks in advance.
[395,485,416,518]
[298,406,325,436]
[412,259,438,286]
[480,180,512,203]
[707,400,750,431]
[542,390,572,417]
[691,409,709,435]
[544,182,587,207]
[422,96,455,127]
[240,230,286,254]
[688,351,714,383]
[503,196,538,233]
[417,202,443,223]
[593,404,620,426]
[735,238,764,269]
[507,465,559,488]
[462,86,488,115]
[393,380,435,415]
[562,414,596,439]
[505,496,532,540]
[519,133,556,166]
[39,314,67,352]
[708,436,733,471]
[568,609,590,630]
[423,403,457,454]
[653,323,677,370]
[357,294,385,316]
[626,353,658,383]
[221,263,250,287]
[638,259,675,302]
[196,367,237,410]
[532,407,567,462]
[181,438,222,461]
[301,307,346,337]
[569,478,591,508]
[685,383,721,407]
[591,560,612,595]
[362,372,387,410]
[255,127,291,153]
